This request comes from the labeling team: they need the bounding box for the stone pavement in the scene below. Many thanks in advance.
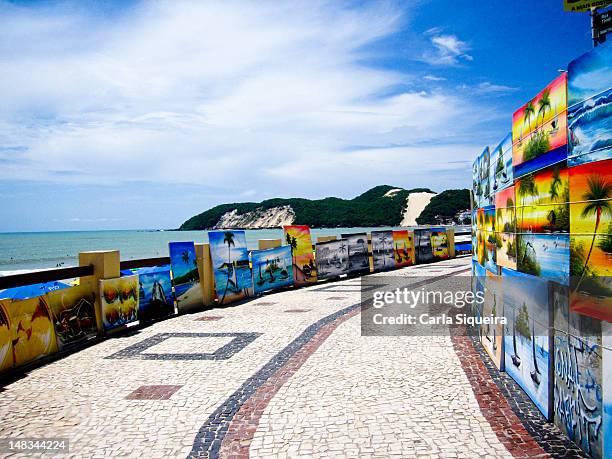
[0,257,582,458]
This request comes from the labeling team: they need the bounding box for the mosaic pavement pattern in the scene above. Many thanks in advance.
[0,257,582,458]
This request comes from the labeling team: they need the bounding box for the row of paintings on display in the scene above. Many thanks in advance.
[474,43,611,209]
[472,262,612,459]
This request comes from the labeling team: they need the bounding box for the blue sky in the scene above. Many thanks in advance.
[0,0,593,231]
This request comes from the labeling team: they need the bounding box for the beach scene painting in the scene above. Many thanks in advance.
[552,283,603,458]
[99,275,139,332]
[284,225,317,285]
[414,229,434,264]
[169,241,202,311]
[6,296,58,368]
[341,232,370,275]
[209,230,253,305]
[430,229,449,260]
[512,73,568,178]
[392,230,415,267]
[567,43,611,166]
[483,230,497,274]
[496,232,517,270]
[517,233,569,285]
[481,273,504,370]
[495,186,516,233]
[136,266,175,322]
[569,159,611,235]
[251,245,293,294]
[502,269,552,419]
[0,301,13,372]
[45,284,97,350]
[371,230,395,271]
[315,239,349,279]
[491,133,513,193]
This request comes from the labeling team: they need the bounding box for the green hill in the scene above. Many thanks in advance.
[416,189,471,225]
[179,185,469,230]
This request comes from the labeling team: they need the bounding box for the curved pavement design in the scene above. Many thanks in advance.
[0,257,585,458]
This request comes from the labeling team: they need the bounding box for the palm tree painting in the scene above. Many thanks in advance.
[169,241,202,311]
[283,226,317,285]
[372,231,395,271]
[392,230,414,267]
[208,230,252,305]
[315,240,349,279]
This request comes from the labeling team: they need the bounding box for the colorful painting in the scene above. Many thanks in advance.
[371,230,395,270]
[569,159,612,235]
[516,164,569,233]
[137,266,175,322]
[45,284,97,350]
[502,269,552,419]
[315,239,349,279]
[512,73,568,178]
[483,205,496,232]
[490,133,513,193]
[284,225,317,284]
[6,296,58,367]
[495,186,516,233]
[392,230,415,267]
[0,301,14,372]
[169,241,202,311]
[517,233,569,285]
[603,329,612,459]
[209,230,253,305]
[251,246,293,294]
[552,283,603,458]
[570,234,612,322]
[496,232,517,271]
[480,273,504,370]
[430,229,449,260]
[568,88,612,166]
[483,230,497,274]
[480,146,492,206]
[341,232,370,275]
[99,275,139,332]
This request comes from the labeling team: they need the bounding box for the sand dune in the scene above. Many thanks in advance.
[401,192,437,226]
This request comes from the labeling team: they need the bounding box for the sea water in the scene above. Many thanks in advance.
[0,227,461,274]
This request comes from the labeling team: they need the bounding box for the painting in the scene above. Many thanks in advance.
[517,233,569,285]
[603,330,612,459]
[481,273,503,370]
[45,284,97,350]
[568,88,612,166]
[512,73,568,178]
[567,44,611,167]
[552,283,603,458]
[6,296,58,368]
[136,266,175,322]
[371,230,395,271]
[502,269,552,419]
[341,232,370,275]
[495,186,516,233]
[570,234,612,322]
[479,146,492,207]
[472,157,480,205]
[99,275,139,332]
[392,230,415,267]
[0,301,14,372]
[430,229,449,260]
[169,241,202,311]
[490,133,513,193]
[569,159,612,235]
[496,232,517,271]
[516,164,569,233]
[284,225,317,284]
[483,230,497,274]
[251,246,293,294]
[315,239,349,279]
[483,205,495,232]
[471,261,486,333]
[209,230,253,305]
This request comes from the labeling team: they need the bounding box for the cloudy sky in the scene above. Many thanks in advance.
[0,0,591,231]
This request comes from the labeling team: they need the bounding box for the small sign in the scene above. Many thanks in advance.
[564,0,612,11]
[595,10,612,42]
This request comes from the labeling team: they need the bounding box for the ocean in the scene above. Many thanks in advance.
[0,227,449,275]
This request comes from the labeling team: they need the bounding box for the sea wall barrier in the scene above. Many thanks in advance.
[471,42,611,458]
[0,226,461,378]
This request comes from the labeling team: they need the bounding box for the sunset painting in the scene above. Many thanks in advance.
[392,230,415,267]
[284,225,317,284]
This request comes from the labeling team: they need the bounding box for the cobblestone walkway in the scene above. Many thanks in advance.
[0,258,579,458]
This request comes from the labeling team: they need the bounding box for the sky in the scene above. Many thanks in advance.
[0,0,593,231]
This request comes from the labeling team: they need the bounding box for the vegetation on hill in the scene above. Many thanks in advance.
[416,189,470,225]
[179,185,437,230]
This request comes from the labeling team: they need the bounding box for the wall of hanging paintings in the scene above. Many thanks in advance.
[471,43,611,458]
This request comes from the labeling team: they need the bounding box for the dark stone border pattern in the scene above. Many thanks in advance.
[105,332,261,361]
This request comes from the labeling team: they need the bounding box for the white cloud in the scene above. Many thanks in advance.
[0,0,485,199]
[423,75,446,82]
[423,33,473,66]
